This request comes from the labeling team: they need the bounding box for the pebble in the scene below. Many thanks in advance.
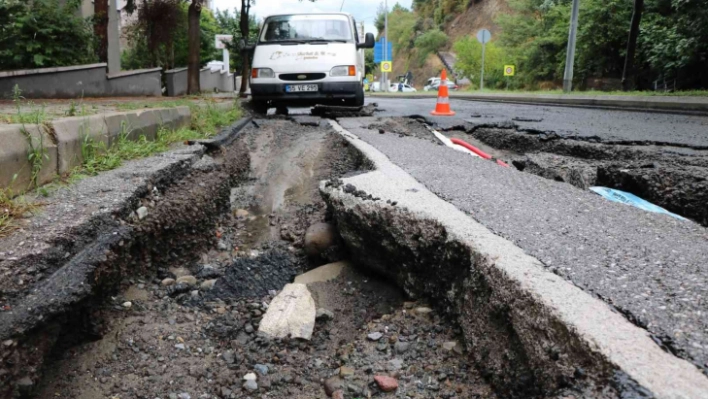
[442,341,460,352]
[137,206,148,220]
[177,393,190,399]
[323,377,341,396]
[374,375,398,392]
[413,307,433,316]
[222,350,235,364]
[121,301,132,309]
[367,332,383,341]
[338,366,354,378]
[235,209,250,219]
[243,372,257,381]
[244,324,254,334]
[200,279,217,290]
[174,344,185,350]
[395,341,410,354]
[316,308,334,321]
[332,390,345,399]
[254,364,269,376]
[242,380,258,392]
[176,276,197,286]
[161,278,176,286]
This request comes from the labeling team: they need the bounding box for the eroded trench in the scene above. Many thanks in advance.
[19,118,502,399]
[6,112,682,399]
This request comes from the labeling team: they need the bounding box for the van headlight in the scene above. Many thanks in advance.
[251,68,274,79]
[330,65,356,77]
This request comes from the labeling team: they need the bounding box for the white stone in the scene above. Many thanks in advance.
[294,261,350,285]
[258,283,316,340]
[137,206,148,220]
[122,301,132,309]
[243,372,257,381]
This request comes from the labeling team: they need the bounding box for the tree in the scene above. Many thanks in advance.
[0,0,97,70]
[622,0,645,90]
[238,0,254,96]
[187,0,204,94]
[94,0,109,63]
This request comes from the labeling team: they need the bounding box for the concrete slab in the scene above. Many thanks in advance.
[323,120,708,398]
[258,283,316,340]
[0,124,57,193]
[294,261,351,285]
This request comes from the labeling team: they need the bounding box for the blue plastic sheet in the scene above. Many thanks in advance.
[590,187,687,221]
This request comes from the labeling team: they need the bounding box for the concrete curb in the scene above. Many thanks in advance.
[323,120,708,398]
[369,93,708,115]
[1,102,237,191]
[0,124,57,193]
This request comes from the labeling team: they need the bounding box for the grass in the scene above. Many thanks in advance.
[1,100,241,236]
[113,98,194,111]
[0,187,36,238]
[73,100,241,178]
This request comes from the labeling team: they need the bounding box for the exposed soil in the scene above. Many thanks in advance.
[31,118,496,399]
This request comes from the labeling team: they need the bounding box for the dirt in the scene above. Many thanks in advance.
[437,125,708,226]
[29,117,496,399]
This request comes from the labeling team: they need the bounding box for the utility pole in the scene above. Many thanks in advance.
[383,0,388,92]
[562,0,580,92]
[621,0,644,91]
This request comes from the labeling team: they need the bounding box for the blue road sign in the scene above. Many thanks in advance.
[374,39,393,63]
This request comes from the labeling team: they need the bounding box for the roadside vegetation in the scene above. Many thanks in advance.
[0,98,241,237]
[381,0,708,93]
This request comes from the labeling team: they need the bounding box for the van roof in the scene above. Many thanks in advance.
[263,12,353,19]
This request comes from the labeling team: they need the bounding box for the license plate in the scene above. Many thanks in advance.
[286,84,318,93]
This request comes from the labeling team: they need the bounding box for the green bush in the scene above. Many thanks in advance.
[414,29,448,66]
[0,0,97,70]
[454,37,514,89]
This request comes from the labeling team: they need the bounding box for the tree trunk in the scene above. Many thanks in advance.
[238,0,251,97]
[94,0,109,63]
[621,0,644,91]
[187,0,203,95]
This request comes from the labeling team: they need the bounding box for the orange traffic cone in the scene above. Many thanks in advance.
[431,69,455,116]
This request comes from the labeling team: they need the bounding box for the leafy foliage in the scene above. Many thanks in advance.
[0,0,97,70]
[454,37,510,89]
[414,29,448,66]
[122,1,218,70]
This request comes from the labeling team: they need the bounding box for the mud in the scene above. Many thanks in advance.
[441,125,708,226]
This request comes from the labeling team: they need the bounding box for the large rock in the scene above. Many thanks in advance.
[258,283,316,340]
[294,261,350,285]
[304,222,338,257]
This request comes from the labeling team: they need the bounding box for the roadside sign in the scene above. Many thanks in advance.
[504,65,515,76]
[381,61,393,73]
[215,34,233,49]
[476,29,491,44]
[374,40,393,63]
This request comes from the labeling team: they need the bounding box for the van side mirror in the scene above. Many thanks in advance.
[358,33,375,49]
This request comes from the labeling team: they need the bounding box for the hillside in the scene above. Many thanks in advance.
[388,0,511,88]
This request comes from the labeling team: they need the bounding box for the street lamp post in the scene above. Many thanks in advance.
[563,0,580,92]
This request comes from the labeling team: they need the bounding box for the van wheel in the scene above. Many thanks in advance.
[349,86,365,107]
[251,100,269,115]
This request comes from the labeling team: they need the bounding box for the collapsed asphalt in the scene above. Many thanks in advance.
[368,97,708,148]
[338,114,708,376]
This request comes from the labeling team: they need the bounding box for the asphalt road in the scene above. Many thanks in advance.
[335,100,708,375]
[365,97,708,148]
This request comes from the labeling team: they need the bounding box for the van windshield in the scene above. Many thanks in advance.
[260,14,353,43]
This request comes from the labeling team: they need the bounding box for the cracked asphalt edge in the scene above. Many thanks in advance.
[323,119,708,399]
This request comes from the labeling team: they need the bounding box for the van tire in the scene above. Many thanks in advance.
[251,100,269,115]
[352,85,365,107]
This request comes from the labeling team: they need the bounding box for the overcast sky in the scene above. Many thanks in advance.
[211,0,413,37]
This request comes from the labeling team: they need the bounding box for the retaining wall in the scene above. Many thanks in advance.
[165,67,234,97]
[0,102,234,192]
[0,64,162,99]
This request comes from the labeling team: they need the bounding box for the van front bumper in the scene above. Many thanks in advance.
[250,82,360,105]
